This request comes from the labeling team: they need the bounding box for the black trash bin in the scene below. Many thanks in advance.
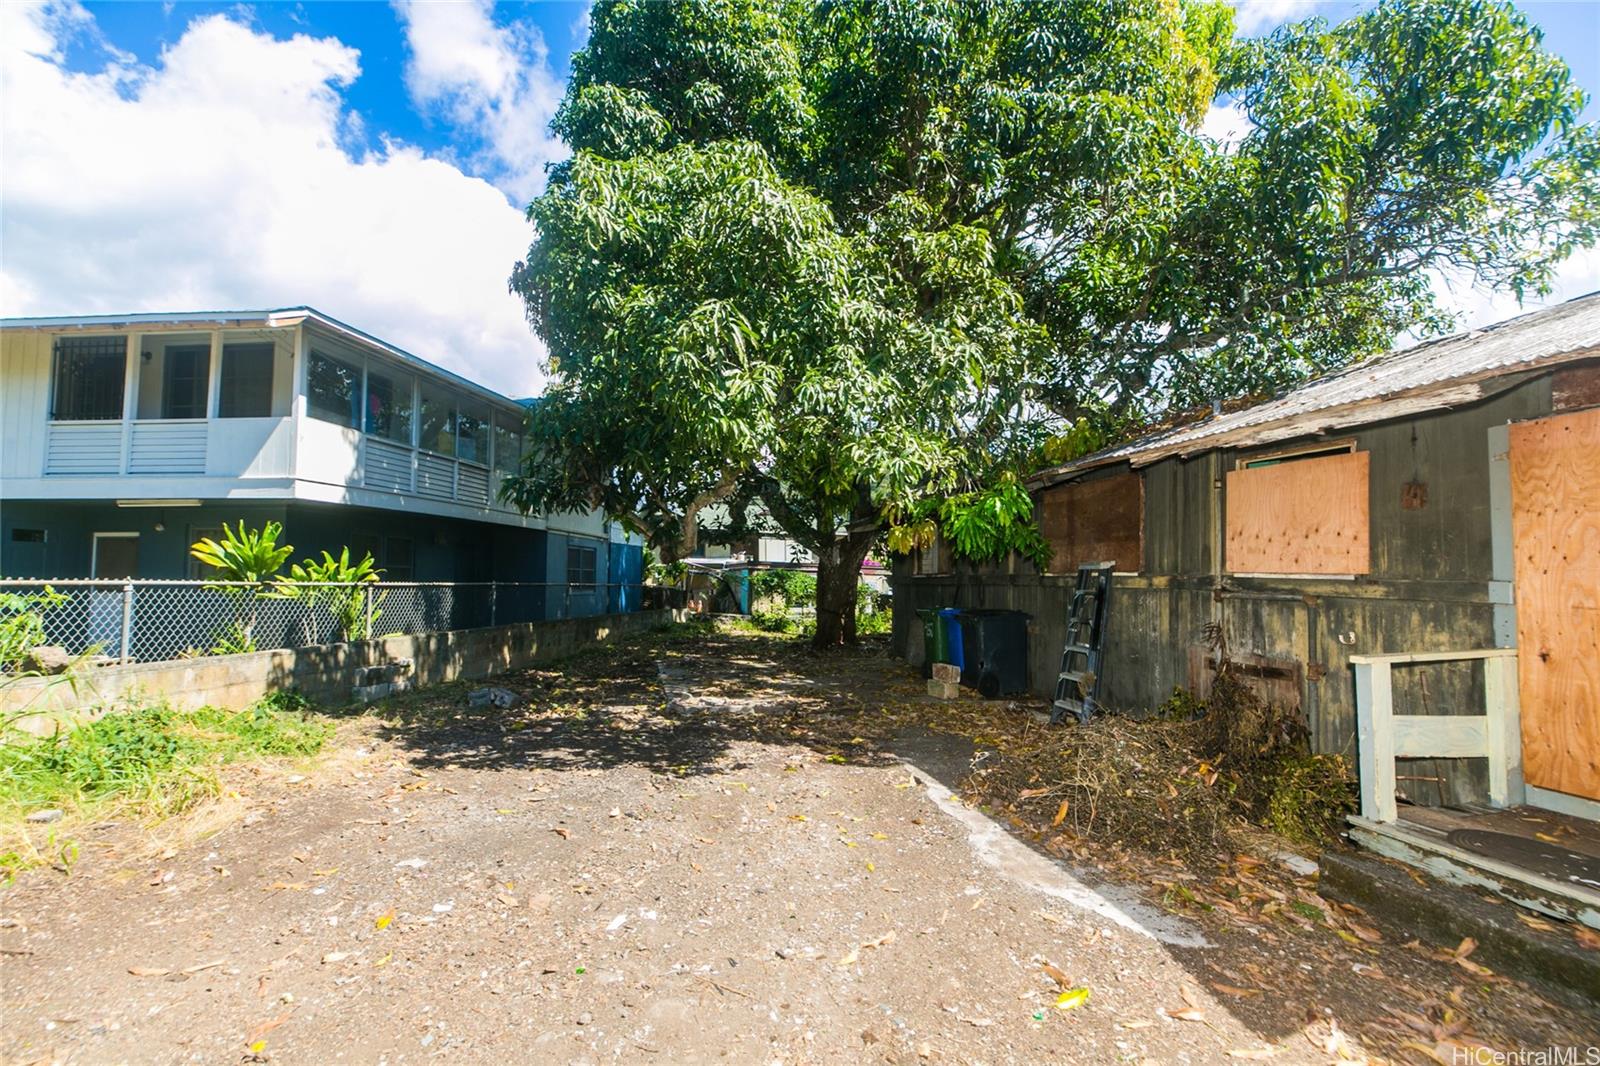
[955,609,1030,698]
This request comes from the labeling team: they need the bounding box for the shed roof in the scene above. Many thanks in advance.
[1029,291,1600,488]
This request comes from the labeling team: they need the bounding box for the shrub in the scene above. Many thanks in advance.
[275,548,385,641]
[748,569,816,608]
[750,606,798,634]
[0,587,68,671]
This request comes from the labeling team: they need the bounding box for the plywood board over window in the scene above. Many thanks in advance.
[1037,471,1142,573]
[1226,451,1370,574]
[1510,406,1600,802]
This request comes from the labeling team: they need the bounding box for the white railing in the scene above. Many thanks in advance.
[1351,648,1523,823]
[41,415,507,511]
[44,422,122,474]
[45,417,296,478]
[129,420,208,474]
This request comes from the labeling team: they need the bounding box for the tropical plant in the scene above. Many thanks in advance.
[642,546,687,588]
[275,549,384,642]
[190,522,294,652]
[190,522,294,585]
[507,0,1600,647]
[207,621,258,657]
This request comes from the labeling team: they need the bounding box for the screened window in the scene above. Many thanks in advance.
[307,350,360,428]
[218,343,275,418]
[456,401,490,465]
[383,536,415,581]
[161,344,210,419]
[418,384,456,456]
[493,421,523,474]
[365,367,414,444]
[566,543,598,587]
[51,336,126,420]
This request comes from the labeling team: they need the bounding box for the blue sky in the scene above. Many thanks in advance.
[3,1,1598,396]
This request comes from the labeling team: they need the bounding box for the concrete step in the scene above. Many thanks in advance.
[1319,846,1600,1006]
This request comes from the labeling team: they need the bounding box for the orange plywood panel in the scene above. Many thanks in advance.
[1225,451,1370,575]
[1510,406,1600,801]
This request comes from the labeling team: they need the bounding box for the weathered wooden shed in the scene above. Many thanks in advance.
[892,294,1600,921]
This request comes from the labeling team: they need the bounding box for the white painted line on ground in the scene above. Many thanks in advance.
[906,763,1213,949]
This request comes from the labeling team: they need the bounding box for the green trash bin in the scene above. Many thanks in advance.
[918,608,950,678]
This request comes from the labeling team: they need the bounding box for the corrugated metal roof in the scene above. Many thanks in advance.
[1030,291,1600,486]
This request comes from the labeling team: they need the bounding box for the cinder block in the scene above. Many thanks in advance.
[926,678,960,699]
[931,662,961,683]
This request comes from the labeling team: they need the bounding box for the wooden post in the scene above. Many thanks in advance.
[1483,653,1524,809]
[1354,659,1396,823]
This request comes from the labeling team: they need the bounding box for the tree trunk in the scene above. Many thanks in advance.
[812,534,873,650]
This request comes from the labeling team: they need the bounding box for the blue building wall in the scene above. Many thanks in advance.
[608,539,644,613]
[0,500,546,586]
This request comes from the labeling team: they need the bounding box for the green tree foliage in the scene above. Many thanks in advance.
[507,0,1599,646]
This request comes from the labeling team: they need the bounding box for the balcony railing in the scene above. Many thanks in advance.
[44,417,295,479]
[40,417,512,512]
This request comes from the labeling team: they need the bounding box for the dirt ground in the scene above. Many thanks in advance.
[2,626,1596,1065]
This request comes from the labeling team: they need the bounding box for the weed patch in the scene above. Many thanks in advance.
[0,692,332,881]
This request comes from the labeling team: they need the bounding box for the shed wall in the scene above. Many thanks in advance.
[892,374,1558,807]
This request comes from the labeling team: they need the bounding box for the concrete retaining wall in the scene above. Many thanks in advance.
[3,609,683,735]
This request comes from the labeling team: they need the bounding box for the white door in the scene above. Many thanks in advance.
[89,533,139,658]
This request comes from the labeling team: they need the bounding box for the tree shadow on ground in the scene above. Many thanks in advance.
[335,623,1600,1062]
[344,624,918,780]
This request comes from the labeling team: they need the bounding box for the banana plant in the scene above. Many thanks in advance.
[190,522,294,650]
[275,548,385,642]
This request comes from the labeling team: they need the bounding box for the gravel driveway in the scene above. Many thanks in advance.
[3,628,1593,1064]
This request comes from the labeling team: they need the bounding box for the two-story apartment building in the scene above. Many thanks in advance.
[0,308,642,616]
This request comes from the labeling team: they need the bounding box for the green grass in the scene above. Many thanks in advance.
[0,691,332,881]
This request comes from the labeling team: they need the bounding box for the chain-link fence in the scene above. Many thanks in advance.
[0,579,684,671]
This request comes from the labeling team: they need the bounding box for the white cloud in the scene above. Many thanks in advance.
[0,1,548,397]
[1230,0,1321,36]
[1201,99,1253,148]
[1424,248,1600,337]
[394,0,566,205]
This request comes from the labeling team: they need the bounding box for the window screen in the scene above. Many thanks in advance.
[162,344,210,419]
[307,350,360,428]
[219,343,275,418]
[365,367,414,444]
[384,536,415,581]
[457,402,490,465]
[418,384,456,456]
[493,421,523,474]
[52,336,126,420]
[566,543,598,587]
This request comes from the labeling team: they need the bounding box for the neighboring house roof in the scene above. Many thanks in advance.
[1029,291,1600,488]
[0,306,528,416]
